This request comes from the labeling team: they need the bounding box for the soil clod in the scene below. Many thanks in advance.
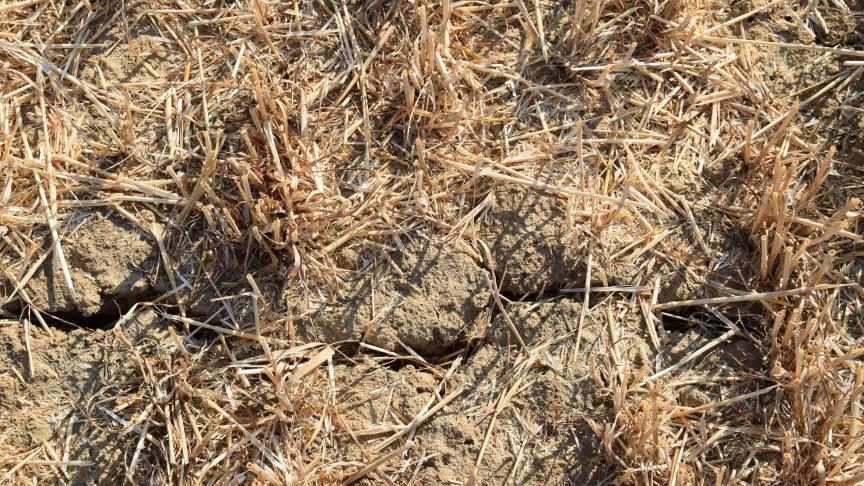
[298,241,490,356]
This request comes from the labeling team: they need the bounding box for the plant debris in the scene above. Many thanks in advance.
[1,0,863,484]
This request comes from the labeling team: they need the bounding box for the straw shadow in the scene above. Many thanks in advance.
[484,183,589,296]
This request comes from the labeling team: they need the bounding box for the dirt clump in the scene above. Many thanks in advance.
[297,240,490,355]
[334,360,439,443]
[482,186,587,295]
[10,212,159,325]
[737,2,864,148]
[292,296,650,483]
[662,326,766,410]
[328,332,616,483]
[652,222,756,304]
[488,298,652,374]
[2,0,861,482]
[487,298,587,347]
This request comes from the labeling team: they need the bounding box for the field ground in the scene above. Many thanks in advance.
[1,0,863,484]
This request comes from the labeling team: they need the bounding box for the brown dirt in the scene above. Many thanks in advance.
[740,0,864,149]
[482,185,587,294]
[2,0,863,484]
[329,297,649,484]
[664,326,765,405]
[297,240,490,355]
[0,309,162,484]
[16,212,160,323]
[4,217,653,482]
[0,178,841,483]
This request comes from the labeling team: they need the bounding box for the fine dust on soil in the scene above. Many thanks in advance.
[0,182,845,483]
[0,309,164,484]
[741,0,864,149]
[482,185,588,295]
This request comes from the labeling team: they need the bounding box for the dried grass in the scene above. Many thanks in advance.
[1,0,862,484]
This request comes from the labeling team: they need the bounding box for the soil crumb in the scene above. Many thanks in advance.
[0,308,167,484]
